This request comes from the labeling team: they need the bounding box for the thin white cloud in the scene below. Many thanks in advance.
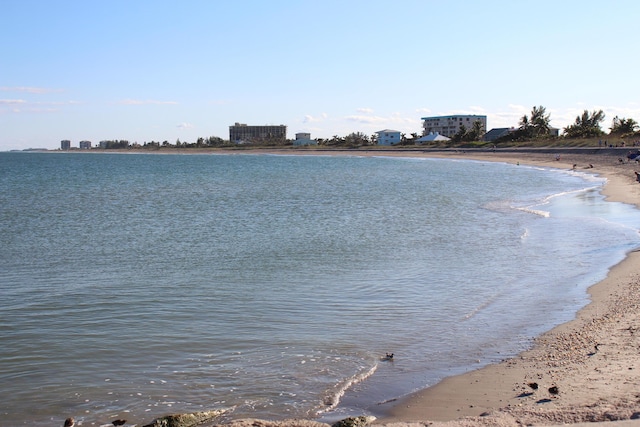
[0,99,27,104]
[177,122,193,129]
[119,99,178,105]
[32,100,83,106]
[356,107,374,114]
[0,86,63,94]
[345,115,387,124]
[303,113,328,123]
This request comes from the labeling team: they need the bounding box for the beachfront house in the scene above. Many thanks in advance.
[376,129,401,146]
[293,132,318,146]
[483,128,515,142]
[416,132,451,143]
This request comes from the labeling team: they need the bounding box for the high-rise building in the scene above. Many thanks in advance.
[421,115,487,138]
[229,123,287,143]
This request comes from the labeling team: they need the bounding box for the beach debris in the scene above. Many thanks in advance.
[112,419,127,426]
[587,343,600,357]
[64,418,75,427]
[331,415,377,427]
[548,385,559,395]
[528,382,539,390]
[142,409,228,427]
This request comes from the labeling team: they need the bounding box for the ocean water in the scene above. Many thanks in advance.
[1,151,639,427]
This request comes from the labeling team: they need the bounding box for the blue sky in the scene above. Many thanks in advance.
[2,0,639,150]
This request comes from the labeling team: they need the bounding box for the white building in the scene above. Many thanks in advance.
[416,132,450,143]
[421,115,487,138]
[376,129,401,145]
[293,132,317,146]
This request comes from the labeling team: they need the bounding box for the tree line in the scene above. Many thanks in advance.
[95,107,640,150]
[497,106,639,142]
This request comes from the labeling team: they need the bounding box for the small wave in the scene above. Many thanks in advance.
[516,206,550,217]
[516,184,601,218]
[317,363,378,415]
[462,291,505,321]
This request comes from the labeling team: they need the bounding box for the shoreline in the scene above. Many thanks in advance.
[27,148,640,426]
[206,148,640,427]
[372,149,640,426]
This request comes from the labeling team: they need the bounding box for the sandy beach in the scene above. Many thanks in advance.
[210,147,640,427]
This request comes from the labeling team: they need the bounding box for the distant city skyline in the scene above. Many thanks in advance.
[2,0,640,151]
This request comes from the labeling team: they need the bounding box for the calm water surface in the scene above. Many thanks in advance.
[1,152,639,426]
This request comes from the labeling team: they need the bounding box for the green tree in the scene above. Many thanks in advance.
[530,105,551,136]
[452,124,468,142]
[519,105,551,138]
[518,114,530,133]
[609,116,638,135]
[564,109,605,138]
[326,135,344,146]
[452,120,485,142]
[206,136,225,146]
[344,132,370,147]
[469,120,485,141]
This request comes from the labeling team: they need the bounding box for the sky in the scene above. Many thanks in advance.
[2,0,640,150]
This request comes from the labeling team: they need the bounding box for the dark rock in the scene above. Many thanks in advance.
[330,416,376,427]
[142,410,227,427]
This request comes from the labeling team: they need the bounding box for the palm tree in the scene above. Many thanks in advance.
[470,120,485,140]
[564,110,605,138]
[530,105,551,136]
[610,116,638,134]
[520,106,551,138]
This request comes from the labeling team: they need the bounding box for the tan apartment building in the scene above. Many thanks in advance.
[229,123,287,143]
[421,115,487,138]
